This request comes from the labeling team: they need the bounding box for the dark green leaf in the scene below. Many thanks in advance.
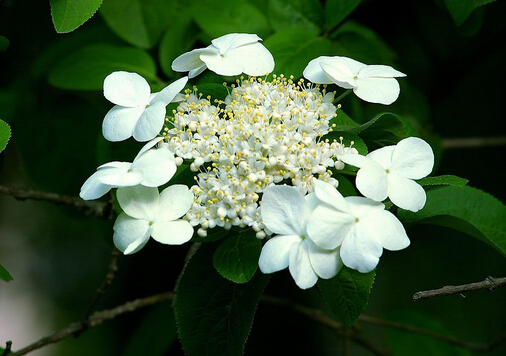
[193,0,270,39]
[213,230,262,283]
[444,0,497,26]
[324,0,362,30]
[318,266,375,326]
[0,263,13,282]
[0,36,9,51]
[417,175,468,188]
[385,310,472,356]
[324,131,368,155]
[267,0,323,35]
[191,227,231,243]
[195,83,230,102]
[341,112,419,149]
[264,30,332,78]
[50,0,103,33]
[399,186,506,257]
[48,43,159,90]
[159,16,201,78]
[122,301,177,356]
[330,109,360,130]
[335,174,357,197]
[100,0,176,49]
[0,119,11,153]
[175,243,269,356]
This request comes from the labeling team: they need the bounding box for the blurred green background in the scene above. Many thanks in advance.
[1,0,505,355]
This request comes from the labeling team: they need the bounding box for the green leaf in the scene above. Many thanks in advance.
[159,16,201,78]
[195,83,230,102]
[0,36,9,51]
[335,174,357,197]
[0,119,11,153]
[122,301,177,356]
[175,243,269,356]
[48,43,158,90]
[267,0,323,35]
[385,310,472,356]
[399,186,506,257]
[191,227,231,243]
[0,263,13,282]
[324,0,362,30]
[318,266,375,326]
[417,175,468,188]
[193,0,270,39]
[324,131,368,155]
[330,109,360,130]
[264,30,332,78]
[444,0,497,26]
[213,230,262,283]
[100,0,175,49]
[50,0,103,33]
[341,112,419,149]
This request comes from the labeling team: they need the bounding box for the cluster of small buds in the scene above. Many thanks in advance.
[163,75,358,237]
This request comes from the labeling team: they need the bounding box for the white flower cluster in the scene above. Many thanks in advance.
[163,76,357,238]
[79,32,434,290]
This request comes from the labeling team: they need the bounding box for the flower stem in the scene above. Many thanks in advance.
[334,89,352,104]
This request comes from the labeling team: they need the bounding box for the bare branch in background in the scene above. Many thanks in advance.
[441,136,506,149]
[413,276,506,300]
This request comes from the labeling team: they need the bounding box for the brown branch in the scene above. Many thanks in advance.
[413,276,506,301]
[0,185,113,219]
[441,136,506,149]
[8,292,174,356]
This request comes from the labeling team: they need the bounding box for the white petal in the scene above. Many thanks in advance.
[188,64,208,79]
[339,153,371,169]
[303,56,336,84]
[135,137,165,159]
[225,42,275,76]
[358,65,406,79]
[200,51,245,76]
[133,101,166,142]
[103,71,151,107]
[150,76,188,106]
[211,33,261,54]
[306,239,342,279]
[305,192,320,212]
[151,220,193,245]
[155,184,193,221]
[117,186,159,220]
[258,234,300,273]
[344,196,385,218]
[387,173,427,212]
[390,137,434,179]
[260,185,309,236]
[171,47,217,72]
[113,213,151,255]
[340,224,382,273]
[320,62,355,89]
[133,149,177,187]
[79,170,112,200]
[289,241,318,289]
[355,163,389,202]
[102,106,144,142]
[307,205,354,250]
[367,145,395,169]
[360,210,410,251]
[353,77,400,105]
[96,162,143,187]
[313,179,348,212]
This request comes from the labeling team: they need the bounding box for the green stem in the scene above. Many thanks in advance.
[334,89,352,104]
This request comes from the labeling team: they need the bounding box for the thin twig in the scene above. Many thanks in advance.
[0,185,112,219]
[1,341,12,356]
[349,334,389,356]
[441,136,506,149]
[413,276,506,300]
[8,292,174,356]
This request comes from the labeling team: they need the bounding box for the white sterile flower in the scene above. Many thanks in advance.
[171,33,274,78]
[303,56,406,105]
[258,185,342,289]
[102,71,188,142]
[80,137,177,200]
[307,180,410,273]
[113,185,194,255]
[340,137,434,212]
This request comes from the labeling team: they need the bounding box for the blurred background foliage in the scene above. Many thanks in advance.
[1,0,505,355]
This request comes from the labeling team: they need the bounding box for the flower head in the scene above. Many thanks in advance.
[341,137,434,212]
[80,138,177,200]
[307,180,410,273]
[171,33,274,78]
[113,185,194,254]
[258,185,342,289]
[303,56,406,105]
[102,72,188,142]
